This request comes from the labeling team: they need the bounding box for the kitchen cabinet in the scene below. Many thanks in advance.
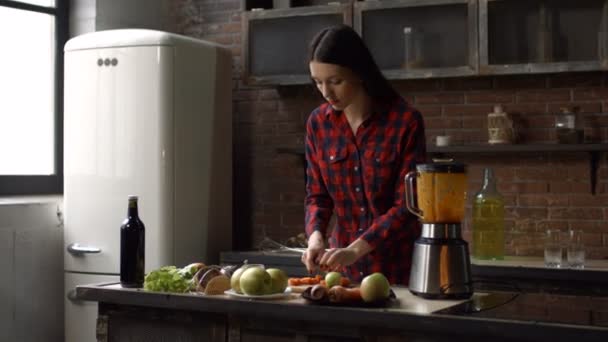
[242,2,352,85]
[242,0,608,85]
[353,0,479,79]
[79,283,608,342]
[0,201,63,342]
[479,0,607,75]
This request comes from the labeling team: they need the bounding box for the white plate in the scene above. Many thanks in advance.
[224,287,292,299]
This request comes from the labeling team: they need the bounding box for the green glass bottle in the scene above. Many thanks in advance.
[472,168,505,260]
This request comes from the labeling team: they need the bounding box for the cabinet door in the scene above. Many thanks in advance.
[243,4,352,85]
[479,0,607,75]
[354,0,479,79]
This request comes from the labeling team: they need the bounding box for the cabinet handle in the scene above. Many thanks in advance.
[67,243,101,256]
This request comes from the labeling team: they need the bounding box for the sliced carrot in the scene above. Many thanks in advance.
[339,277,351,287]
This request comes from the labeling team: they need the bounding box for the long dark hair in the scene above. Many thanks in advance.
[308,24,399,102]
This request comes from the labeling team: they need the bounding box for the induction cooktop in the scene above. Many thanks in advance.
[434,291,608,328]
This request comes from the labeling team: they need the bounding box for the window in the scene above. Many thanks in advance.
[0,0,68,195]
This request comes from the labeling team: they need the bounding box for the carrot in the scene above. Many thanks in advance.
[339,277,351,287]
[328,286,362,303]
[289,275,323,286]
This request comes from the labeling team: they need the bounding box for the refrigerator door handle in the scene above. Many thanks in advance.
[66,288,80,302]
[67,243,102,256]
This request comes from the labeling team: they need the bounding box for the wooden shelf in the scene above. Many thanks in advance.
[278,144,608,194]
[427,143,608,154]
[278,143,608,156]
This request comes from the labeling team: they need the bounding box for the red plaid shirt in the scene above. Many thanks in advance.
[305,97,426,285]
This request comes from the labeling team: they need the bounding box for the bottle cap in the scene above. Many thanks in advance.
[128,195,138,200]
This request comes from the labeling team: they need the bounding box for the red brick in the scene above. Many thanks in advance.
[518,194,568,207]
[500,182,549,193]
[258,89,279,100]
[254,212,281,226]
[415,93,464,105]
[547,102,603,114]
[461,116,485,128]
[392,79,441,92]
[443,104,494,116]
[572,88,608,101]
[201,22,242,34]
[259,108,301,123]
[514,245,544,256]
[201,11,233,24]
[424,117,462,129]
[502,103,547,115]
[466,91,515,104]
[228,45,241,57]
[535,220,569,231]
[506,207,549,220]
[416,105,442,117]
[448,130,486,144]
[569,194,608,207]
[200,1,241,12]
[443,77,494,91]
[516,89,571,103]
[515,167,566,181]
[495,75,548,89]
[549,207,603,220]
[587,246,608,259]
[548,72,603,88]
[580,232,603,247]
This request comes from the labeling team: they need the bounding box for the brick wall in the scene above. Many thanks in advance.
[172,0,608,259]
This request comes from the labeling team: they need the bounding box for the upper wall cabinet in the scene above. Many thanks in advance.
[354,0,478,79]
[479,0,608,74]
[242,0,608,85]
[242,2,352,85]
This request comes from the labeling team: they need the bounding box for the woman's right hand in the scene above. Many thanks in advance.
[302,231,326,274]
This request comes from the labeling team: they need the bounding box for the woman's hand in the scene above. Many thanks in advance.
[318,248,359,272]
[302,231,326,274]
[319,239,372,272]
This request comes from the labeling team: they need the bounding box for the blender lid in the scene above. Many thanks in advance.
[416,159,466,173]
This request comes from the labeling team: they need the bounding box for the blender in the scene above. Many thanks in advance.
[405,160,473,299]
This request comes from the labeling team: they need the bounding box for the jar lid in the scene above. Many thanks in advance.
[416,159,466,173]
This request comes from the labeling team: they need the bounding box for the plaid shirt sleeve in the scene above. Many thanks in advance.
[360,110,426,249]
[304,108,333,238]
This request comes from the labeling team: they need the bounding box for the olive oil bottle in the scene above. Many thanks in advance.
[472,168,505,260]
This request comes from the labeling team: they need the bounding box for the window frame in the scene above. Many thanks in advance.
[0,0,68,195]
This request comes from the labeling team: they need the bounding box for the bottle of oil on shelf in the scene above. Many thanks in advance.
[472,168,504,260]
[120,195,145,288]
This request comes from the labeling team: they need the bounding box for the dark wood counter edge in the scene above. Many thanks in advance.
[472,264,608,284]
[77,284,608,342]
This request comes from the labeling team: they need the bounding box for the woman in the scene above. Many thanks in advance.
[303,25,426,285]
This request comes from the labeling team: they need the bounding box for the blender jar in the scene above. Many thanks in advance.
[405,160,467,223]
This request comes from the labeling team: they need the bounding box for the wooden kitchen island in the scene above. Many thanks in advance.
[77,283,608,342]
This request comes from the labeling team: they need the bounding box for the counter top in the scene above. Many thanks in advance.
[221,251,608,295]
[78,282,608,342]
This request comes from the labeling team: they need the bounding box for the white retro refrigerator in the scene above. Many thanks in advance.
[63,29,232,342]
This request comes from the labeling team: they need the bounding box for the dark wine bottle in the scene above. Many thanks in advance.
[120,195,145,288]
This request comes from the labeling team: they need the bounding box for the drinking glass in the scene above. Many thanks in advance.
[567,229,585,269]
[544,229,563,268]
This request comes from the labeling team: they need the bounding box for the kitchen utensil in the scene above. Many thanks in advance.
[405,160,473,299]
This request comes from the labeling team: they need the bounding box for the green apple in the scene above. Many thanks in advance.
[239,267,271,296]
[230,267,247,294]
[360,272,390,303]
[266,268,288,294]
[325,272,342,288]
